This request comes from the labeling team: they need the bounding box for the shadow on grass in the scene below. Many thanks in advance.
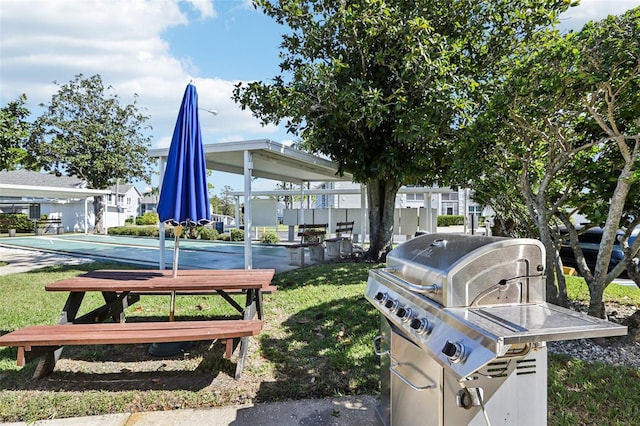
[0,340,232,392]
[255,290,381,401]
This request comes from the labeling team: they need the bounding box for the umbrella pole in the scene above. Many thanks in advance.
[172,231,180,278]
[170,290,176,322]
[170,228,181,321]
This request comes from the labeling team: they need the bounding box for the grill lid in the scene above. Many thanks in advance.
[386,233,546,306]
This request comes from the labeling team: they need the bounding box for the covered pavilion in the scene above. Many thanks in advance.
[148,139,354,269]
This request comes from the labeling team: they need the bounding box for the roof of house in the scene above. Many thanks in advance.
[0,170,86,188]
[106,183,141,196]
[0,170,109,199]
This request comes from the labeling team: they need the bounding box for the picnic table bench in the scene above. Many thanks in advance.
[0,269,276,380]
[35,218,63,234]
[325,221,355,259]
[0,320,263,368]
[286,223,328,266]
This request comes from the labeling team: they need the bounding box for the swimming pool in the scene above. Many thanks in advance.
[0,234,293,271]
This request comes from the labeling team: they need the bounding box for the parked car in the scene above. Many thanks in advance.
[559,226,639,276]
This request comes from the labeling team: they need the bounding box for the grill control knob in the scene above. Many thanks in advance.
[409,317,430,334]
[396,307,413,322]
[442,341,465,363]
[384,298,398,312]
[375,292,390,305]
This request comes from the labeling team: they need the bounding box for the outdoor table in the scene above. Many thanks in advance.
[34,268,275,379]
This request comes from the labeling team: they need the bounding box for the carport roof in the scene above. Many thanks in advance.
[148,139,353,184]
[0,170,110,199]
[0,184,110,199]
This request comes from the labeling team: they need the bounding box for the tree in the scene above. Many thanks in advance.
[233,0,573,261]
[28,74,154,233]
[458,7,640,316]
[0,94,36,171]
[455,30,593,306]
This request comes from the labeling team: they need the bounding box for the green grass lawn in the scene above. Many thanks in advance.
[0,262,639,424]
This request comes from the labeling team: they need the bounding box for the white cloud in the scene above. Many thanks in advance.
[0,0,284,153]
[2,0,634,159]
[558,0,639,32]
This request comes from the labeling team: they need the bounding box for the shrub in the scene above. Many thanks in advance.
[260,231,280,244]
[108,225,159,237]
[437,215,465,227]
[229,228,244,241]
[140,212,159,225]
[0,213,32,232]
[125,217,134,225]
[198,227,219,241]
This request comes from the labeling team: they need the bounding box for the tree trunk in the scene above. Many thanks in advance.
[364,178,400,262]
[93,195,106,234]
[588,282,606,319]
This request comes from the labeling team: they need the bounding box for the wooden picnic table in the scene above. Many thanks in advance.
[0,269,276,380]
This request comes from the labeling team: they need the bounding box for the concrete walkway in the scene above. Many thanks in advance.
[0,246,94,276]
[2,395,379,426]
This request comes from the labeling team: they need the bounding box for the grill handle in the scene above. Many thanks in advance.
[389,359,437,391]
[372,335,389,356]
[373,335,436,391]
[379,268,440,294]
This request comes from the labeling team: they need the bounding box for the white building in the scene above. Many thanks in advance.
[0,170,138,232]
[104,183,142,228]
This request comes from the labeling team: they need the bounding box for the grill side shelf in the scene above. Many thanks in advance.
[445,303,628,346]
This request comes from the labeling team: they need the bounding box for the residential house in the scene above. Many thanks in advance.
[0,170,97,232]
[0,170,141,232]
[104,183,142,228]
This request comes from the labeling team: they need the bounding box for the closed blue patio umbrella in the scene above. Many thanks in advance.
[157,83,211,322]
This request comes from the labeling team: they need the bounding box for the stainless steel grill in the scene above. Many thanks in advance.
[365,233,627,426]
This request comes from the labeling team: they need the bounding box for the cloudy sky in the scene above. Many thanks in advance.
[1,0,638,191]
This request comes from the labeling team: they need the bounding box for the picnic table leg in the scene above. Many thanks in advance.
[33,291,85,378]
[101,291,135,323]
[234,289,259,379]
[32,347,63,379]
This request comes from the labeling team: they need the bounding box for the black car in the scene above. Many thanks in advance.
[559,227,639,275]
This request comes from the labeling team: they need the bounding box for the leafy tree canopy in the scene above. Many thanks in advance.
[234,0,574,260]
[456,7,640,313]
[28,73,154,189]
[0,94,35,171]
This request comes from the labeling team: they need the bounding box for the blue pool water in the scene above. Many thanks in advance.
[0,234,292,271]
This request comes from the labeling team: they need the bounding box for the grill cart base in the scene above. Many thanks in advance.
[376,317,547,426]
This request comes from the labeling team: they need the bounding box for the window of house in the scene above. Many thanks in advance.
[28,203,40,220]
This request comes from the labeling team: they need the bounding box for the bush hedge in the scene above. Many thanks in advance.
[260,231,280,244]
[0,213,32,232]
[437,215,465,226]
[106,225,249,242]
[230,228,244,241]
[138,212,159,225]
[107,225,171,238]
[195,227,219,240]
